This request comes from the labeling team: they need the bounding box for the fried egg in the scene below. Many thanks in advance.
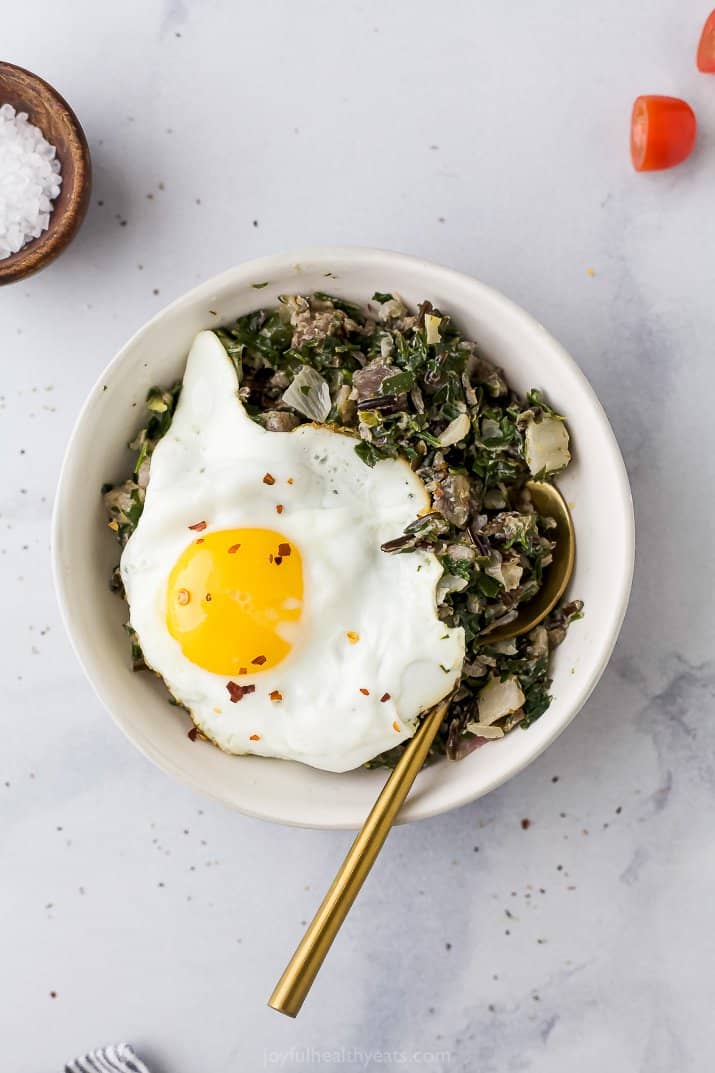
[120,331,464,772]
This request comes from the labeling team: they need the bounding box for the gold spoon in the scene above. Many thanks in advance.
[268,480,574,1017]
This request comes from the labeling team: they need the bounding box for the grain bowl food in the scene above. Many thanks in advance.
[103,291,581,772]
[54,248,634,826]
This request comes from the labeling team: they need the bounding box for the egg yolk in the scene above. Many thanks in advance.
[166,528,303,675]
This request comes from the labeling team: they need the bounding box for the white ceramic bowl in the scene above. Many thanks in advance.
[53,248,634,829]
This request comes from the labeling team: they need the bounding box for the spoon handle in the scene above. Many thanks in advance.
[267,696,451,1017]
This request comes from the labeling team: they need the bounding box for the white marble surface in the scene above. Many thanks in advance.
[2,1,714,1070]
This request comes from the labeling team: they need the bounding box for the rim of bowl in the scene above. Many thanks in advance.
[52,247,635,827]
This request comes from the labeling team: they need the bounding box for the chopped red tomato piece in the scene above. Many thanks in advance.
[630,96,697,171]
[698,11,715,71]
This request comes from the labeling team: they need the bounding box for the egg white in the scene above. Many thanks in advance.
[120,331,465,772]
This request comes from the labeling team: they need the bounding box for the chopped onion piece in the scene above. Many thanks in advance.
[479,608,518,637]
[484,550,523,592]
[439,412,471,447]
[379,333,394,358]
[465,722,505,740]
[425,313,442,345]
[480,417,501,441]
[524,415,570,475]
[436,573,469,603]
[489,638,518,656]
[484,550,504,585]
[477,676,526,725]
[446,543,476,562]
[501,561,524,591]
[282,365,331,423]
[378,296,407,322]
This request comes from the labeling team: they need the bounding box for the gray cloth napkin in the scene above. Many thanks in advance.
[64,1043,151,1073]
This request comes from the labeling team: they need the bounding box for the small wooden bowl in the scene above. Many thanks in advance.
[0,61,91,285]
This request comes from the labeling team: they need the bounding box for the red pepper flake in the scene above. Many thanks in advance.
[227,681,256,703]
[269,690,283,702]
[263,473,275,485]
[188,520,207,532]
[275,504,284,515]
[228,543,241,554]
[239,667,247,675]
[249,733,261,741]
[177,588,190,605]
[252,654,267,666]
[187,726,199,741]
[278,542,291,556]
[392,721,400,733]
[521,818,531,830]
[380,692,391,703]
[195,538,205,544]
[346,631,360,644]
[359,687,370,696]
[274,556,283,566]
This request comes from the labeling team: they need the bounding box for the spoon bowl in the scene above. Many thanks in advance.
[485,480,575,644]
[0,61,91,285]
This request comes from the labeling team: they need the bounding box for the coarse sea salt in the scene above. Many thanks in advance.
[0,102,62,260]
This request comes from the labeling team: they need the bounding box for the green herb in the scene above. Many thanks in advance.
[475,573,502,598]
[354,440,386,467]
[381,370,415,395]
